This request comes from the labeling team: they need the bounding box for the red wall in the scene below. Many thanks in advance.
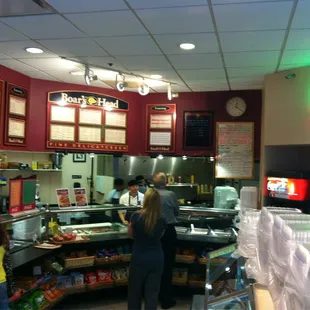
[0,65,262,158]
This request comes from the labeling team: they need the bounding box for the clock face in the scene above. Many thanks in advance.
[226,97,247,117]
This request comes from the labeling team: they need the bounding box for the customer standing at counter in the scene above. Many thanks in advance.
[118,180,144,225]
[153,172,179,309]
[127,188,166,310]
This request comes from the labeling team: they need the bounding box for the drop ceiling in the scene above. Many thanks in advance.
[0,0,307,92]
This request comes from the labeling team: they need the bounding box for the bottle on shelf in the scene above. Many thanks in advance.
[190,175,195,184]
[0,154,8,169]
[178,176,182,183]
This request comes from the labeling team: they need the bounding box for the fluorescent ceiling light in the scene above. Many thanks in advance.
[70,71,84,76]
[25,47,43,54]
[150,74,162,79]
[179,43,195,50]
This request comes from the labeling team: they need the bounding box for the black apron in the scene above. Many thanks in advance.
[125,193,141,222]
[111,190,125,223]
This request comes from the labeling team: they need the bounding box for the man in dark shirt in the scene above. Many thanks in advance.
[153,172,179,309]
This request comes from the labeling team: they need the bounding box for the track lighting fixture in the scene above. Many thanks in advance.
[116,74,127,92]
[138,82,150,96]
[84,65,98,85]
[167,84,178,100]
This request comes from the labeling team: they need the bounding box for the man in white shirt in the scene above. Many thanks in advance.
[118,180,144,225]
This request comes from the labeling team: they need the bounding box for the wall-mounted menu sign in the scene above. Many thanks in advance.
[46,91,129,152]
[4,83,28,146]
[184,111,213,149]
[216,122,254,179]
[0,80,4,146]
[146,104,176,153]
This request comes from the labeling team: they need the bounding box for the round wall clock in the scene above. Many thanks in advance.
[226,97,247,117]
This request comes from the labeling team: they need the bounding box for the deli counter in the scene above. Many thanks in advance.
[6,204,238,309]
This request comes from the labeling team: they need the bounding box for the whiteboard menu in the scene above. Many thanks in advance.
[216,122,254,179]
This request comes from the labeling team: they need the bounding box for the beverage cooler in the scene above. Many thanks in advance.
[264,170,310,212]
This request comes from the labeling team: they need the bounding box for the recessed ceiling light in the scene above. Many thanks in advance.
[180,43,195,50]
[70,70,84,76]
[25,47,43,54]
[150,74,162,79]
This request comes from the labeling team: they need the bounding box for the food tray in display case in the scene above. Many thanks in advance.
[61,223,127,236]
[46,91,129,152]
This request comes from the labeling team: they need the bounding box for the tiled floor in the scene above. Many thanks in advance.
[55,288,192,310]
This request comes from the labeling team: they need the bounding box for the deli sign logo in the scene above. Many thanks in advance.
[12,87,24,95]
[48,91,129,110]
[151,106,170,111]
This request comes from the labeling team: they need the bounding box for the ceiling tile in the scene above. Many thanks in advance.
[23,70,59,81]
[136,6,214,34]
[128,0,208,9]
[37,38,107,57]
[18,58,80,71]
[132,70,182,83]
[286,30,310,50]
[278,63,309,71]
[227,66,275,77]
[281,50,310,66]
[151,84,191,93]
[73,56,128,71]
[220,30,285,53]
[0,40,56,58]
[230,83,263,90]
[191,84,230,91]
[94,35,161,56]
[65,11,146,37]
[212,0,289,4]
[224,51,280,67]
[168,54,223,69]
[115,55,172,70]
[46,0,127,13]
[155,33,219,54]
[291,0,310,29]
[187,79,228,86]
[0,14,85,39]
[230,76,264,84]
[0,59,39,72]
[0,53,10,60]
[178,69,226,81]
[213,2,292,32]
[0,21,28,41]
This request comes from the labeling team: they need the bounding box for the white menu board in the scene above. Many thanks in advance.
[105,128,126,144]
[216,122,254,179]
[105,111,126,127]
[51,105,75,123]
[79,109,102,125]
[50,124,75,142]
[79,126,101,143]
[9,95,26,116]
[150,131,171,146]
[8,118,25,138]
[150,114,172,129]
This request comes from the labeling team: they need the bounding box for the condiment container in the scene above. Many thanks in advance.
[190,175,195,184]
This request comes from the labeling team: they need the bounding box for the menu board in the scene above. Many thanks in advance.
[105,128,126,144]
[22,179,36,211]
[79,126,101,143]
[216,122,254,179]
[105,111,126,127]
[56,188,72,208]
[51,105,75,123]
[8,118,25,138]
[9,179,22,214]
[74,188,88,207]
[0,80,3,146]
[146,104,176,153]
[47,91,129,152]
[184,111,213,148]
[4,83,28,146]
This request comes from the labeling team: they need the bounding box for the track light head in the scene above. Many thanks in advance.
[138,83,150,96]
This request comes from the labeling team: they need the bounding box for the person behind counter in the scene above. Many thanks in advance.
[118,180,144,225]
[135,175,149,194]
[127,188,166,310]
[154,172,179,309]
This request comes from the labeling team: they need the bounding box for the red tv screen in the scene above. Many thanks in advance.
[266,177,310,201]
